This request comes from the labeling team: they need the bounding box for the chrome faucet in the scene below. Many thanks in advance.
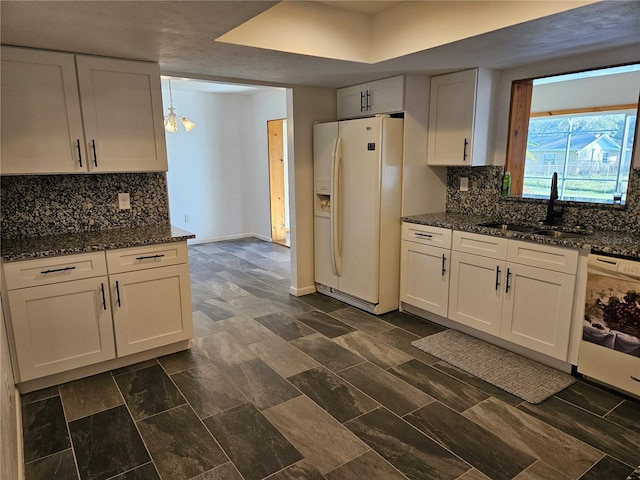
[545,172,564,226]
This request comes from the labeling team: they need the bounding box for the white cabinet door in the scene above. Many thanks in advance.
[368,76,404,115]
[0,47,86,174]
[501,263,575,360]
[111,264,192,357]
[448,251,504,336]
[337,84,367,119]
[401,242,449,317]
[427,68,494,166]
[75,56,168,172]
[8,277,115,381]
[336,76,404,119]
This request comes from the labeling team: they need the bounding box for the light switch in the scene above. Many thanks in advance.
[460,177,469,192]
[118,192,131,210]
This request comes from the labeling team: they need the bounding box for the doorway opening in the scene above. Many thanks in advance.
[267,118,290,247]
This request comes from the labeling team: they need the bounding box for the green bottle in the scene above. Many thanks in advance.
[502,172,511,196]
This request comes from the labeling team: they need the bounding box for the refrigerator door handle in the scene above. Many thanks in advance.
[330,137,343,276]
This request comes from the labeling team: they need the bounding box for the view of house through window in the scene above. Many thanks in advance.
[523,108,637,203]
[507,64,640,205]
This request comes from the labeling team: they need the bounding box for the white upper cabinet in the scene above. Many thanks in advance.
[427,68,497,166]
[1,47,86,174]
[337,76,404,119]
[0,46,168,175]
[76,56,168,173]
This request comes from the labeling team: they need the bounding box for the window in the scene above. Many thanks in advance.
[506,64,640,205]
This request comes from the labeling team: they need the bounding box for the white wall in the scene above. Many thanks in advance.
[164,87,286,244]
[492,44,640,166]
[287,86,336,295]
[247,89,288,238]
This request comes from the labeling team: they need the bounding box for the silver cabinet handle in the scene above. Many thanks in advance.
[505,268,512,293]
[441,254,447,277]
[495,266,501,291]
[415,232,433,238]
[463,138,468,162]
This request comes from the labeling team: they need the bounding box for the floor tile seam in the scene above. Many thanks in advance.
[110,358,160,378]
[459,396,609,478]
[323,309,397,335]
[187,462,247,480]
[176,401,237,477]
[103,386,158,478]
[601,397,628,420]
[552,394,640,439]
[516,398,638,469]
[322,448,412,480]
[343,404,475,474]
[56,388,83,480]
[399,399,541,480]
[103,461,156,480]
[20,389,60,406]
[415,359,497,407]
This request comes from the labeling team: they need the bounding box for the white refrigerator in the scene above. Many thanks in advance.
[313,116,403,315]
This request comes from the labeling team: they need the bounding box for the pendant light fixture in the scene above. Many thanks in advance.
[164,79,196,133]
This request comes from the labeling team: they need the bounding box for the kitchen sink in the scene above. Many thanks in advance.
[478,222,587,239]
[531,229,586,239]
[477,222,539,233]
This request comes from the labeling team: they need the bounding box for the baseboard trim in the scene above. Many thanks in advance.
[289,285,316,297]
[188,233,272,245]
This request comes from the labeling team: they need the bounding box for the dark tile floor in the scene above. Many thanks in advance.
[21,238,640,480]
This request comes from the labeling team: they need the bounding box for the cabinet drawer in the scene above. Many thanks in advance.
[403,223,452,248]
[452,230,508,259]
[507,240,578,274]
[4,252,107,290]
[106,242,188,274]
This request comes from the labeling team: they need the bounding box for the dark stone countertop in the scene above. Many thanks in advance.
[402,212,640,260]
[1,225,195,263]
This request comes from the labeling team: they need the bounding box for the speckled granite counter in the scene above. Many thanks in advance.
[403,212,640,260]
[1,225,195,263]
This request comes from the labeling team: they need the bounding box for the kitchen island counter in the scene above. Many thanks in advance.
[403,212,640,260]
[1,224,195,262]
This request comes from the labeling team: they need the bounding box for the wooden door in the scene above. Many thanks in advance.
[268,119,288,246]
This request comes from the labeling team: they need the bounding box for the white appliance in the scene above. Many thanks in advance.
[313,116,403,315]
[578,254,640,398]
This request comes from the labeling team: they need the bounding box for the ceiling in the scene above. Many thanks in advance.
[1,1,639,89]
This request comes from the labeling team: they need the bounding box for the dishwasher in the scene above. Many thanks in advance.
[579,254,640,398]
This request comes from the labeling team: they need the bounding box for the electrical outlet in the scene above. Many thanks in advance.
[118,192,131,210]
[184,214,191,223]
[460,177,469,192]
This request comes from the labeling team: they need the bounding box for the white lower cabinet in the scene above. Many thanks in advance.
[7,276,115,381]
[402,224,579,362]
[448,251,504,336]
[500,263,575,359]
[400,224,451,317]
[111,264,192,357]
[3,242,192,383]
[448,231,578,360]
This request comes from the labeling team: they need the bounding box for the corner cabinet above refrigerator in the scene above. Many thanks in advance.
[313,116,403,315]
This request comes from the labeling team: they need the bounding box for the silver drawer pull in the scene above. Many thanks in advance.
[41,266,76,275]
[135,254,165,261]
[631,375,640,383]
[415,232,433,238]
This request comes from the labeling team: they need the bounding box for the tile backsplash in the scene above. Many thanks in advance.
[0,173,170,239]
[446,166,640,234]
